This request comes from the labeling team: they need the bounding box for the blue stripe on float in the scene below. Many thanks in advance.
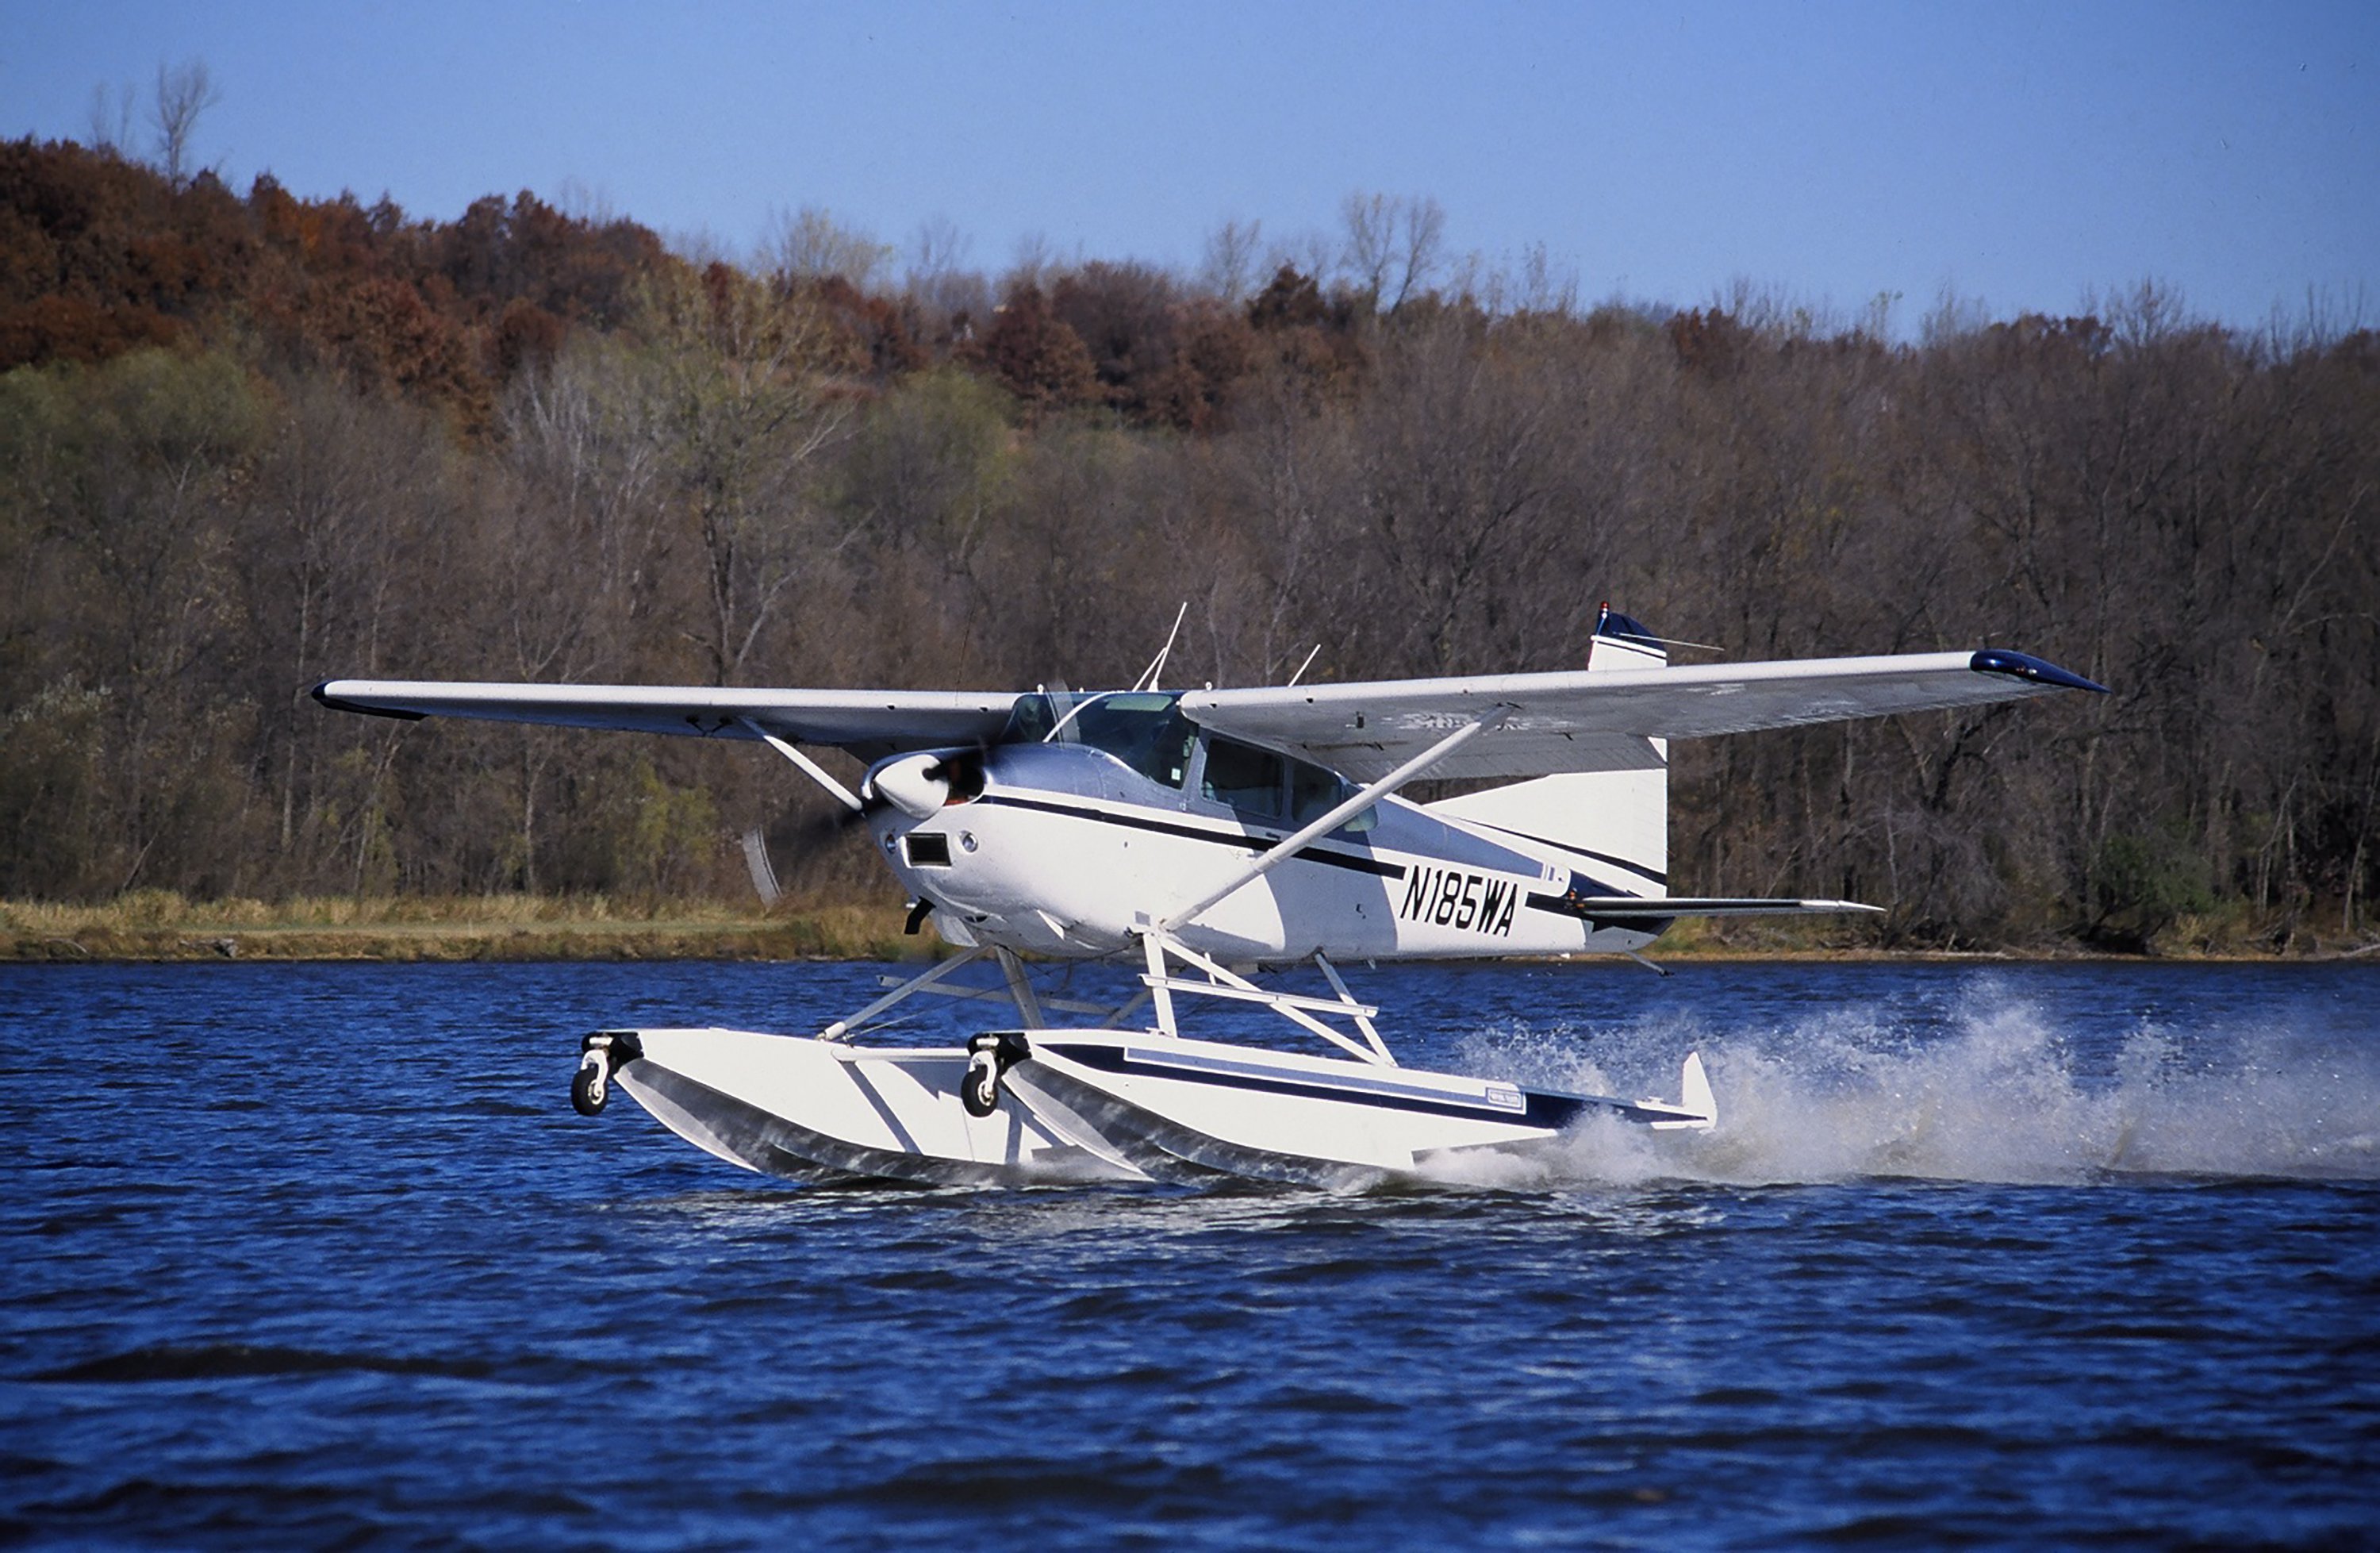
[1035,1040,1590,1128]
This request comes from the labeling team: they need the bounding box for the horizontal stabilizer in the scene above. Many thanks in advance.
[1566,896,1882,917]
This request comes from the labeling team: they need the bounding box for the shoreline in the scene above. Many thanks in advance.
[6,896,2373,966]
[1,895,926,965]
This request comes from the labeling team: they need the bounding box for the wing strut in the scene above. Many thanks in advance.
[739,717,864,813]
[1158,715,1497,932]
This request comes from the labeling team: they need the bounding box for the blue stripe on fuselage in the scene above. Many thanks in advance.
[977,792,1410,878]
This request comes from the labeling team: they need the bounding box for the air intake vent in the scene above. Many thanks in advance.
[904,832,952,867]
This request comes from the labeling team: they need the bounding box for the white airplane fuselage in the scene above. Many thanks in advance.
[871,728,1664,965]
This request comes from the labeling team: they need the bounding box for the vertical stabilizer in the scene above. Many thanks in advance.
[1424,605,1669,895]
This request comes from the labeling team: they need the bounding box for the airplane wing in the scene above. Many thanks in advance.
[311,680,1019,760]
[1179,648,2105,782]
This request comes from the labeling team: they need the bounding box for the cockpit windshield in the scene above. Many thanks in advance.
[1000,691,1196,790]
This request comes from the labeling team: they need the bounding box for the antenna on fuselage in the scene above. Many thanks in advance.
[1284,644,1322,687]
[1132,602,1190,693]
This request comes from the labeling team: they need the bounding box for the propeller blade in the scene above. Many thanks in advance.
[739,828,782,905]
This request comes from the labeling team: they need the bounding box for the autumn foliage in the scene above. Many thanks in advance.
[5,135,2378,952]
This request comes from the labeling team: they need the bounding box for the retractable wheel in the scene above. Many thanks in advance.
[961,1032,1030,1118]
[571,1032,644,1117]
[571,1049,611,1116]
[961,1046,1002,1117]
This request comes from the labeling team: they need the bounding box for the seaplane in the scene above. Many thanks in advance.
[313,607,2104,1188]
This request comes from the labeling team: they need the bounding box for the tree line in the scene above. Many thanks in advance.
[3,133,2375,950]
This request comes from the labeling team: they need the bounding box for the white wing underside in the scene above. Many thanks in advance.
[316,650,2092,779]
[312,681,1018,759]
[1180,652,2079,781]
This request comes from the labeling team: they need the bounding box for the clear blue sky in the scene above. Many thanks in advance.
[4,0,2373,331]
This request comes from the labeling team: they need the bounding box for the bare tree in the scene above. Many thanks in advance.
[904,215,984,327]
[486,340,671,887]
[150,59,219,187]
[1511,241,1579,317]
[631,264,857,684]
[86,80,136,155]
[1005,230,1058,293]
[553,177,617,224]
[1345,194,1398,298]
[1262,229,1342,290]
[1199,217,1265,304]
[665,226,734,267]
[1341,192,1446,312]
[908,214,972,286]
[759,206,892,289]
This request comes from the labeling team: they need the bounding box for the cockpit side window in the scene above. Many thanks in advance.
[1002,691,1193,790]
[1073,694,1195,789]
[1000,694,1059,744]
[1200,736,1285,817]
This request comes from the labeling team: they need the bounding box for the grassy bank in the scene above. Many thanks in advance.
[4,892,2370,964]
[0,891,937,963]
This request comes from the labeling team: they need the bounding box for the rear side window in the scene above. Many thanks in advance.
[1200,736,1284,817]
[1290,758,1378,832]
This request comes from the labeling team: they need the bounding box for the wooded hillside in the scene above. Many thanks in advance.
[5,136,2375,951]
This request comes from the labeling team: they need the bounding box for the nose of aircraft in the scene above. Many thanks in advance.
[868,752,950,820]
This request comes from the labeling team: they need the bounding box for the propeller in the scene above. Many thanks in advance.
[739,828,783,905]
[738,799,878,905]
[740,744,988,904]
[777,796,880,851]
[740,767,891,904]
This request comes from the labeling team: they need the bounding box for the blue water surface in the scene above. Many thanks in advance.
[4,958,2378,1549]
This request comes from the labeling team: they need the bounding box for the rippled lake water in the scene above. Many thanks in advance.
[5,958,2377,1548]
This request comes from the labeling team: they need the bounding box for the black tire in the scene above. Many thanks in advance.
[961,1050,1000,1117]
[571,1062,608,1117]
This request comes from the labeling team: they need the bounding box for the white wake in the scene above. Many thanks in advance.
[1430,982,2380,1187]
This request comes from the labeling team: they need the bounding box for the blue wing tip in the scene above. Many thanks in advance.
[1969,648,2108,694]
[311,680,424,720]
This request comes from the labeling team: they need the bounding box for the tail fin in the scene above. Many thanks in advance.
[1425,604,1668,894]
[1642,1051,1717,1131]
[1583,604,1666,674]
